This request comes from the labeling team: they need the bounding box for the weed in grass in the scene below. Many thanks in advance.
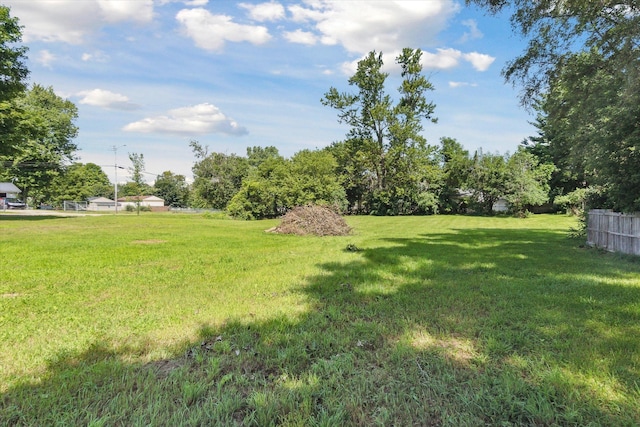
[182,381,207,406]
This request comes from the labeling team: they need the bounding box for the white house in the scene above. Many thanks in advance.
[492,198,509,213]
[87,197,117,211]
[117,195,166,211]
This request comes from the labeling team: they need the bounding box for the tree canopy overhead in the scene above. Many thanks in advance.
[471,1,640,211]
[0,5,28,104]
[0,5,29,159]
[467,0,640,103]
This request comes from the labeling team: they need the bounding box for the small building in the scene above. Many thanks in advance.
[492,198,509,213]
[0,182,22,209]
[0,182,21,198]
[117,195,167,212]
[87,197,117,211]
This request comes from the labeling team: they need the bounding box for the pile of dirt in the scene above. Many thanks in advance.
[269,205,352,236]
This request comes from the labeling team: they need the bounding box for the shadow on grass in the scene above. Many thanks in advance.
[0,214,71,221]
[2,228,640,425]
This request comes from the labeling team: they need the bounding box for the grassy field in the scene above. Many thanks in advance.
[1,213,639,426]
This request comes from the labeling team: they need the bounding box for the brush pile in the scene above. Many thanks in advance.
[270,205,351,236]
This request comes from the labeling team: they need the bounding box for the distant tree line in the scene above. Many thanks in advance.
[187,49,553,219]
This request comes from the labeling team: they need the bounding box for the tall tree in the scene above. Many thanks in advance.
[119,152,152,198]
[0,6,28,103]
[0,6,29,158]
[322,48,438,215]
[466,151,508,215]
[190,141,249,209]
[503,148,554,216]
[1,85,79,204]
[48,162,111,206]
[521,105,586,203]
[525,50,640,211]
[154,171,190,208]
[439,137,472,214]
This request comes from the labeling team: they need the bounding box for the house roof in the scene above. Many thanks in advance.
[117,195,164,202]
[88,197,115,203]
[0,182,21,193]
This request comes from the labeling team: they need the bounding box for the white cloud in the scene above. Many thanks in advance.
[82,51,110,62]
[420,49,495,71]
[159,0,209,5]
[340,58,360,76]
[3,0,153,44]
[449,81,478,88]
[176,8,271,52]
[4,0,98,44]
[422,48,462,70]
[283,29,318,45]
[459,19,483,43]
[77,89,140,110]
[288,4,325,23]
[123,103,248,136]
[36,50,57,68]
[239,1,285,22]
[285,1,459,54]
[97,0,153,23]
[463,52,495,71]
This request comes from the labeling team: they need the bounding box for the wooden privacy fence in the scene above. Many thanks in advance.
[587,209,640,256]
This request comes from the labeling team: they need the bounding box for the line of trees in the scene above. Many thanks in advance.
[189,137,553,219]
[188,49,553,219]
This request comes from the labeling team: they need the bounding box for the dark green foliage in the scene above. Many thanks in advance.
[153,171,190,208]
[0,6,29,159]
[190,141,250,209]
[227,150,346,219]
[526,50,640,211]
[0,84,79,205]
[48,162,111,206]
[503,149,554,216]
[439,137,472,214]
[0,6,28,104]
[471,0,640,211]
[466,151,508,215]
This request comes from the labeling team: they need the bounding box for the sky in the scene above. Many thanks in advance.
[5,0,534,184]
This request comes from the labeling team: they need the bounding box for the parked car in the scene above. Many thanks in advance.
[5,198,26,209]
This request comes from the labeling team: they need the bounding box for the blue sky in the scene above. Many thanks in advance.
[7,0,532,183]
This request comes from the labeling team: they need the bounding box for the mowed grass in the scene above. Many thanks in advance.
[1,213,639,426]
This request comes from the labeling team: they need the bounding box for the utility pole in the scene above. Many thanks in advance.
[113,144,126,214]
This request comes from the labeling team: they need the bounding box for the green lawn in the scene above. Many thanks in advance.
[1,213,639,426]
